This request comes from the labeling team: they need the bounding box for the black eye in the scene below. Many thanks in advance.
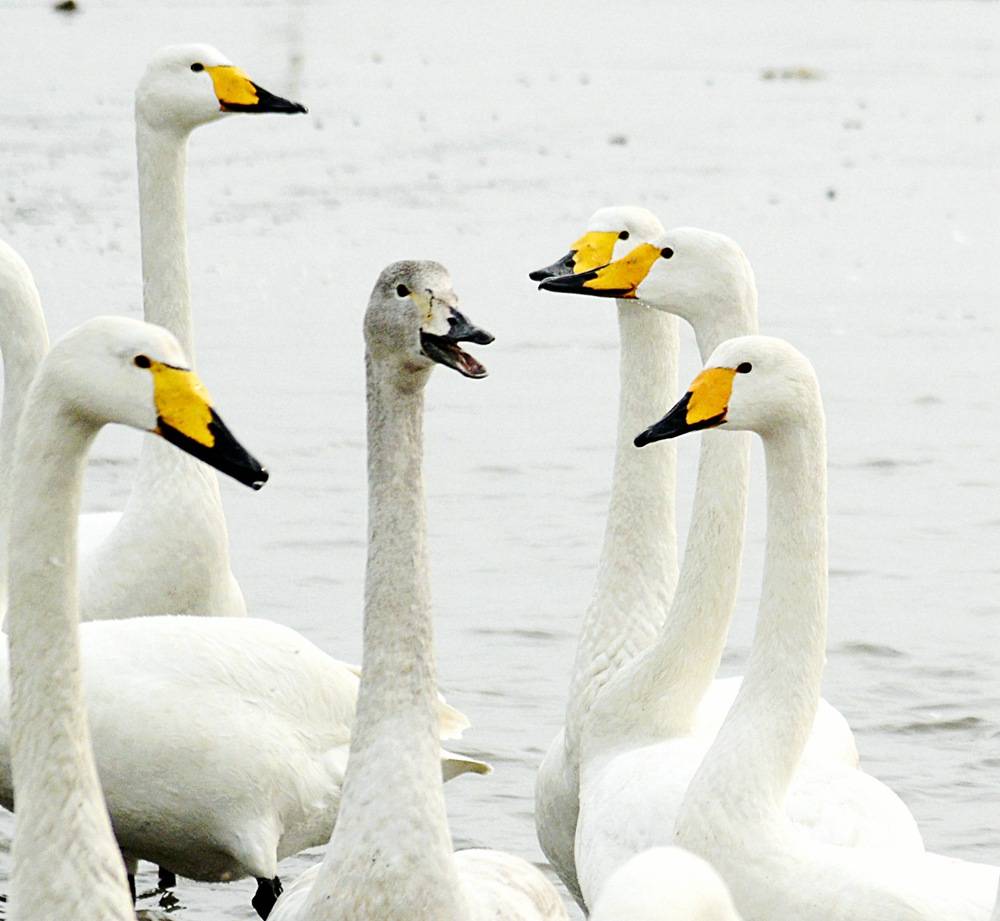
[661,247,674,259]
[134,355,152,369]
[396,284,410,298]
[618,230,630,240]
[190,63,204,72]
[736,362,752,374]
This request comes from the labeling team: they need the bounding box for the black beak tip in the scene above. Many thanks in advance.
[291,102,308,114]
[250,468,269,490]
[634,431,652,448]
[528,268,552,282]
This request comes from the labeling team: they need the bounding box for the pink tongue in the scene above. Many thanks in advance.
[461,352,483,374]
[456,348,484,376]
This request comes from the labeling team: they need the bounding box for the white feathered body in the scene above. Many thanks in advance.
[0,615,470,881]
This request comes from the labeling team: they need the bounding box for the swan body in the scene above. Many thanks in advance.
[590,847,743,921]
[78,44,306,622]
[0,614,487,883]
[530,206,680,905]
[539,226,904,905]
[269,262,566,921]
[6,316,267,920]
[652,336,998,921]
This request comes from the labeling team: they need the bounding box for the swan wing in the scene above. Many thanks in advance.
[457,848,569,921]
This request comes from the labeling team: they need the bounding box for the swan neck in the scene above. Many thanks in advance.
[306,358,464,918]
[584,301,757,747]
[136,117,194,360]
[566,301,679,752]
[682,412,828,825]
[632,306,759,722]
[6,379,133,919]
[0,273,49,582]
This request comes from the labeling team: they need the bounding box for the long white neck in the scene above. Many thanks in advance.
[679,407,828,831]
[97,114,229,601]
[585,301,757,748]
[0,264,49,614]
[302,359,465,920]
[565,300,679,755]
[7,379,134,921]
[136,117,193,359]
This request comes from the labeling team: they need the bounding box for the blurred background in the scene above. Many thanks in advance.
[1,0,998,916]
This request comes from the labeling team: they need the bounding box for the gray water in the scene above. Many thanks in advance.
[1,0,998,917]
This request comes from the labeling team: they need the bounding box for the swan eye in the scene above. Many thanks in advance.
[736,362,752,374]
[661,247,674,259]
[396,284,410,298]
[134,355,152,369]
[190,63,204,72]
[618,231,630,240]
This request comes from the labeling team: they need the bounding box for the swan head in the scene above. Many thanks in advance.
[590,847,742,921]
[136,44,307,132]
[366,261,494,381]
[44,316,269,489]
[634,335,820,445]
[538,227,756,326]
[528,206,664,280]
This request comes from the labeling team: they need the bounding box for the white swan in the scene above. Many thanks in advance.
[79,43,306,620]
[645,336,998,920]
[539,229,921,906]
[6,316,267,920]
[529,206,680,906]
[268,262,567,921]
[590,847,743,921]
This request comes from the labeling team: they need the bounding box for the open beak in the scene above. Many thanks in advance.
[420,309,494,379]
[634,367,737,447]
[150,362,269,489]
[205,65,307,114]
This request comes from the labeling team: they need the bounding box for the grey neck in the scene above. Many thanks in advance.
[305,357,464,918]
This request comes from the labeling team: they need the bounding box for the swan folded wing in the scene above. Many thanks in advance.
[785,763,924,852]
[456,849,569,921]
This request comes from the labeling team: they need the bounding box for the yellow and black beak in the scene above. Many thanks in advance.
[204,64,307,114]
[538,242,662,300]
[634,367,738,447]
[149,361,269,489]
[528,251,576,282]
[528,230,622,282]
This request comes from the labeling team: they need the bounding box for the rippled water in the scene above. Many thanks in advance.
[1,0,998,917]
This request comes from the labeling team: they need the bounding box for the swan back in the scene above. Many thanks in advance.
[590,847,743,921]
